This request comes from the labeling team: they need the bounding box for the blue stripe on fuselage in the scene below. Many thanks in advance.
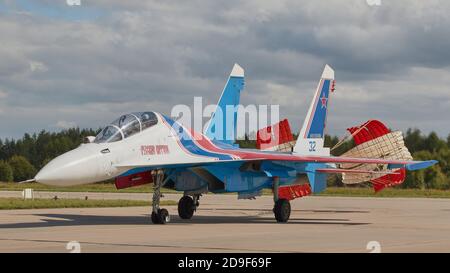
[162,115,233,160]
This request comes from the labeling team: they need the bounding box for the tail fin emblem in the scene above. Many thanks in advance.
[320,94,328,109]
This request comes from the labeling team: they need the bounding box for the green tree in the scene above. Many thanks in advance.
[423,132,446,153]
[424,165,448,190]
[40,157,52,169]
[0,160,14,182]
[403,150,434,189]
[403,169,425,189]
[404,128,423,153]
[436,147,449,177]
[8,155,36,182]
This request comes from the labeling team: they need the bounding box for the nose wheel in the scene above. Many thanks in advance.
[151,208,170,224]
[151,170,170,224]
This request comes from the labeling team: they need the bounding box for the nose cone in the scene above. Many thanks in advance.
[35,144,113,186]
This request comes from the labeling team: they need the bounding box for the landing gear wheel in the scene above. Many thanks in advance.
[152,209,170,224]
[178,196,195,219]
[151,211,160,224]
[150,169,170,224]
[158,208,170,224]
[273,199,291,223]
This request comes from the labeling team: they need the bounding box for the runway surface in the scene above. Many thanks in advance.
[1,194,450,253]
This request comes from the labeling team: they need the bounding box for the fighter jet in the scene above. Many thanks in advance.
[32,64,437,224]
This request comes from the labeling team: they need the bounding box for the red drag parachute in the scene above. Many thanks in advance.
[346,120,407,192]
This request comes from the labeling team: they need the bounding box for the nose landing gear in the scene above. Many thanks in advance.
[151,169,170,224]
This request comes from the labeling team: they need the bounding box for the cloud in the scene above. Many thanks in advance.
[29,61,48,72]
[0,89,8,114]
[55,120,77,129]
[0,0,449,139]
[0,89,8,99]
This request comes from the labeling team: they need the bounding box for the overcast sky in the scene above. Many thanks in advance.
[0,0,449,139]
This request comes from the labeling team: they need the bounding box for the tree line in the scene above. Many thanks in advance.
[0,128,449,190]
[0,128,99,182]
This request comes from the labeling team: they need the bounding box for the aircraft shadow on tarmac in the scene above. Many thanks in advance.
[201,208,370,214]
[0,213,370,229]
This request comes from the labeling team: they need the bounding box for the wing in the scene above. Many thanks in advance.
[113,158,262,170]
[114,152,437,171]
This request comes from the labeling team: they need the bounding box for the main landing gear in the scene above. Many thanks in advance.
[273,199,291,222]
[178,194,200,219]
[272,176,291,223]
[151,170,170,224]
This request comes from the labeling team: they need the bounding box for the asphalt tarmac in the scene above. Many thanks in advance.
[1,194,449,252]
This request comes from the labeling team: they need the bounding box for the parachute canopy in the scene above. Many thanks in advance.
[339,120,413,192]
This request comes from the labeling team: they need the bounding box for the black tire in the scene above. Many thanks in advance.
[178,196,195,219]
[274,199,291,223]
[158,208,170,224]
[151,211,160,224]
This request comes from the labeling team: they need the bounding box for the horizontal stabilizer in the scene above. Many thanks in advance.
[316,168,396,175]
[401,160,438,171]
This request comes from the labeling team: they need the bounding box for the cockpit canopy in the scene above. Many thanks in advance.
[94,112,158,143]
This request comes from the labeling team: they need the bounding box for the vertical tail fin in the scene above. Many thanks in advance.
[293,64,335,155]
[205,63,245,144]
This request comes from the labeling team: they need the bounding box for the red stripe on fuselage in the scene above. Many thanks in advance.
[158,113,213,160]
[188,129,241,160]
[188,128,301,161]
[160,115,415,166]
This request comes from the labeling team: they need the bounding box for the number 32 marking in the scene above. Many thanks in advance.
[309,141,316,152]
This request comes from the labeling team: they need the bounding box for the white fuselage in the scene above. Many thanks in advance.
[35,113,215,186]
